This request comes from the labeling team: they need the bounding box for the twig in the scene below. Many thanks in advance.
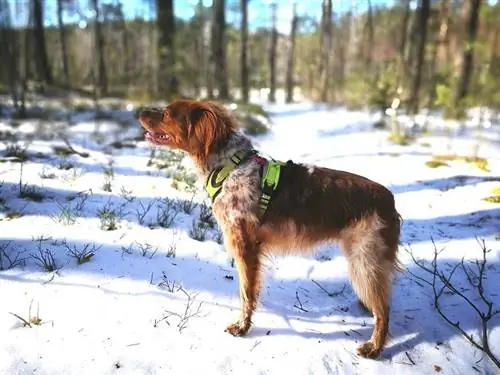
[312,279,347,297]
[155,286,203,332]
[405,351,416,365]
[293,290,308,312]
[61,136,89,158]
[9,312,31,328]
[250,340,261,352]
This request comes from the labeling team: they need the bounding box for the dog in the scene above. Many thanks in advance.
[138,99,403,359]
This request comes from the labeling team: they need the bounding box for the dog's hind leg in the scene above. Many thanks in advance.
[341,213,401,359]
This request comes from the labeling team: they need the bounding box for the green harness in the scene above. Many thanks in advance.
[205,149,284,220]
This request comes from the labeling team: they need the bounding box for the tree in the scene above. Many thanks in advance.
[156,0,178,97]
[212,0,229,100]
[319,0,332,102]
[32,0,53,85]
[91,0,108,96]
[268,2,278,103]
[454,0,482,111]
[409,0,430,114]
[285,3,298,103]
[56,0,70,87]
[240,0,249,103]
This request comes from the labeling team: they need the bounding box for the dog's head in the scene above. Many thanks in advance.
[138,100,236,159]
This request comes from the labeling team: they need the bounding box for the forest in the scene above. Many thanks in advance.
[0,0,496,121]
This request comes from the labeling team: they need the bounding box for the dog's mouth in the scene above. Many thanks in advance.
[144,131,172,145]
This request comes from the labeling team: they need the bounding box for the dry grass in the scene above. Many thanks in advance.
[425,160,449,168]
[430,154,490,172]
[482,187,500,204]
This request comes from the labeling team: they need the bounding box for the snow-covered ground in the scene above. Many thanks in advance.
[0,101,499,375]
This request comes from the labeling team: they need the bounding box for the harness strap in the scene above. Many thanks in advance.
[205,149,255,202]
[256,158,284,219]
[205,149,284,221]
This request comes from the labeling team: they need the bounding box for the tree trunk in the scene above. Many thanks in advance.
[91,0,108,96]
[268,2,278,103]
[285,3,298,104]
[409,0,431,114]
[319,0,332,102]
[400,0,417,87]
[488,21,500,77]
[156,0,178,97]
[427,0,450,109]
[119,6,130,88]
[363,0,374,71]
[0,0,19,106]
[212,0,229,100]
[454,0,482,108]
[240,0,249,103]
[32,0,52,85]
[56,0,70,87]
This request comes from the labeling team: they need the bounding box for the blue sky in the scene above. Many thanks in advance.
[3,0,499,31]
[3,0,395,31]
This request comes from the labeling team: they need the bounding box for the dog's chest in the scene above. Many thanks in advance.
[211,164,262,225]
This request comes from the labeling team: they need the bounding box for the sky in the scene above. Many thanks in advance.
[1,0,395,32]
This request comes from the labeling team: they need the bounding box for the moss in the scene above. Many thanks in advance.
[483,196,500,203]
[425,160,449,168]
[387,133,412,146]
[432,154,489,172]
[483,186,500,203]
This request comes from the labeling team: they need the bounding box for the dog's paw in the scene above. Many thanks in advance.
[356,341,382,359]
[224,320,250,337]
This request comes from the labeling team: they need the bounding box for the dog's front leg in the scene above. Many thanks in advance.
[223,220,262,337]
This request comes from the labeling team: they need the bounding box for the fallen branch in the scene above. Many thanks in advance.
[293,290,308,312]
[405,237,499,370]
[312,279,347,298]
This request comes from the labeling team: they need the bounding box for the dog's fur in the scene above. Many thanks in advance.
[138,99,403,359]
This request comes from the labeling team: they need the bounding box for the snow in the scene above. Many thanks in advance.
[1,101,499,375]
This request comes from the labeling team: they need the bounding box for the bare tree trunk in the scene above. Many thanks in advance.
[344,1,360,78]
[454,0,482,109]
[436,0,451,72]
[409,0,430,114]
[118,5,130,88]
[192,1,203,97]
[363,0,374,71]
[268,2,278,103]
[240,0,249,103]
[0,0,19,106]
[285,3,298,104]
[427,0,450,109]
[401,0,417,87]
[156,0,178,97]
[91,0,108,96]
[488,22,500,76]
[32,0,52,85]
[56,0,70,87]
[212,0,229,100]
[20,3,34,116]
[319,0,332,102]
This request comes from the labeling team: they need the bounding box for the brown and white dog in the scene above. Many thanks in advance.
[138,99,403,359]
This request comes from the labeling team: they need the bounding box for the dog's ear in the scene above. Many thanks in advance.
[186,104,218,157]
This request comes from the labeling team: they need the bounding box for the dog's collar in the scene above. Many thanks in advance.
[205,149,284,220]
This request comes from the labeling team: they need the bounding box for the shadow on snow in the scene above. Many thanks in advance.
[0,234,499,366]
